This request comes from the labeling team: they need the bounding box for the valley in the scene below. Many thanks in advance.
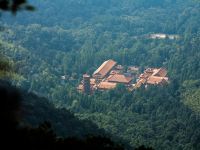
[0,0,200,149]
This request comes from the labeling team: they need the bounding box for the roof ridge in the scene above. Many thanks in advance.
[93,60,108,75]
[93,59,117,77]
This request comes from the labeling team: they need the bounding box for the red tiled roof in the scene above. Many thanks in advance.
[147,76,168,85]
[93,59,117,78]
[152,68,167,77]
[134,78,146,88]
[98,82,117,90]
[140,73,151,79]
[107,74,132,84]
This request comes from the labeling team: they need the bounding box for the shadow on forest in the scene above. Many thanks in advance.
[0,80,153,150]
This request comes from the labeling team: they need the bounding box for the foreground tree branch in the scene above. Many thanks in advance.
[0,0,34,14]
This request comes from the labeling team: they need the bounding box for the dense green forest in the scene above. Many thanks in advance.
[0,79,128,149]
[1,0,200,149]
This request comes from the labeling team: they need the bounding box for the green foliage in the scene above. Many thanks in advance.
[68,84,200,149]
[1,0,200,149]
[21,90,107,138]
[0,56,11,71]
[181,80,200,113]
[0,80,127,150]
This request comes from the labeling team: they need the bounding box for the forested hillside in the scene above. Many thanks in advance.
[1,0,200,149]
[0,80,128,149]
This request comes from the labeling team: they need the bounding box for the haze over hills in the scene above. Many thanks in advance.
[1,0,200,149]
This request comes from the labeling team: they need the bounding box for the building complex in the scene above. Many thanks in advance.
[77,59,169,94]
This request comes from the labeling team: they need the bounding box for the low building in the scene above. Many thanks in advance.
[77,77,97,93]
[93,59,117,79]
[150,33,167,39]
[149,33,179,40]
[147,76,168,85]
[152,68,167,77]
[77,59,169,93]
[107,74,132,84]
[134,67,169,88]
[134,78,146,89]
[97,81,117,90]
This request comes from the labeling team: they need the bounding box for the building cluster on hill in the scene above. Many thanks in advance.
[134,67,169,89]
[77,59,169,94]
